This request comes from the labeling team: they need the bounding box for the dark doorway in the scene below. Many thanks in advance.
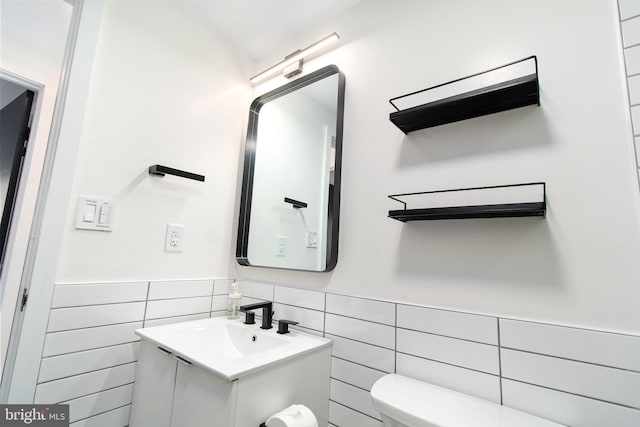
[0,88,35,275]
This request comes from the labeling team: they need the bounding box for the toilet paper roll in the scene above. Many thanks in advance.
[265,404,318,427]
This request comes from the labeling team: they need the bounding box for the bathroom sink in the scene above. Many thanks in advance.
[135,317,331,380]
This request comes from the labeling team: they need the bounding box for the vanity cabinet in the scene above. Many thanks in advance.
[130,339,331,427]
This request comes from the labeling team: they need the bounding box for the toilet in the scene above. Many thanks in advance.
[370,374,565,427]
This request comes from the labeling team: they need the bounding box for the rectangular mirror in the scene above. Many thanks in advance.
[237,65,345,271]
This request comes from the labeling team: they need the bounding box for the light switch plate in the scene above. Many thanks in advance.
[276,235,287,256]
[75,197,115,231]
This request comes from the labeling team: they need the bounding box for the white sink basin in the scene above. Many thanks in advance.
[135,317,331,380]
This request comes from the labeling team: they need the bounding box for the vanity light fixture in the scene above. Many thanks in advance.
[249,32,340,84]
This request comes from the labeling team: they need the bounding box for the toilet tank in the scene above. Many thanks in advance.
[370,374,565,427]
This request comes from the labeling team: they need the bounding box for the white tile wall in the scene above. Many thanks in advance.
[620,0,640,181]
[47,302,146,332]
[35,280,640,427]
[36,279,227,426]
[503,379,640,427]
[397,304,498,345]
[396,328,500,374]
[326,293,395,325]
[500,319,640,372]
[622,16,640,47]
[147,279,214,300]
[62,384,133,424]
[620,0,640,21]
[327,334,395,373]
[273,303,325,332]
[330,358,386,391]
[39,342,139,383]
[51,282,148,307]
[275,286,325,311]
[325,313,395,349]
[501,348,640,409]
[329,401,382,427]
[42,322,142,357]
[396,352,502,403]
[144,296,211,320]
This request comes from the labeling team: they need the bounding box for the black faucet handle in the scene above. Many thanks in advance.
[242,311,255,325]
[277,319,299,334]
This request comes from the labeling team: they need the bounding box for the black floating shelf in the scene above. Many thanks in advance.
[388,183,546,222]
[389,56,539,134]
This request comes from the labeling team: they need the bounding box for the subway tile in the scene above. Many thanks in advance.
[69,405,131,427]
[39,342,139,383]
[330,379,380,420]
[397,328,499,374]
[143,313,209,328]
[274,286,325,311]
[635,137,640,165]
[144,296,211,320]
[632,105,640,133]
[325,313,395,349]
[327,334,394,373]
[148,279,213,300]
[503,379,640,427]
[47,302,146,332]
[62,384,134,423]
[51,282,148,308]
[397,304,498,345]
[396,353,501,403]
[329,401,383,427]
[501,348,640,409]
[623,16,640,47]
[42,322,141,357]
[630,74,640,105]
[273,303,325,332]
[211,295,227,312]
[627,44,640,75]
[34,363,136,404]
[500,319,640,372]
[237,280,273,301]
[326,294,395,325]
[213,279,233,295]
[331,357,387,391]
[620,0,640,21]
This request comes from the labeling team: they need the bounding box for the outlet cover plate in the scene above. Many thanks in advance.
[165,223,184,252]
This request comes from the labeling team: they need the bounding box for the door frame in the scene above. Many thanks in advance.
[0,0,107,403]
[0,70,44,370]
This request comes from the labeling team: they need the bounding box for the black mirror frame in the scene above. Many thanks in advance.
[236,65,345,272]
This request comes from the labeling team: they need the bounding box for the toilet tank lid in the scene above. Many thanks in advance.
[370,374,565,427]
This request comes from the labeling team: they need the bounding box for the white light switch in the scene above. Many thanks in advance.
[76,197,115,231]
[83,203,97,222]
[276,235,287,257]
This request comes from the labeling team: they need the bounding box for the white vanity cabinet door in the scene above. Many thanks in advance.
[130,340,177,427]
[170,362,238,427]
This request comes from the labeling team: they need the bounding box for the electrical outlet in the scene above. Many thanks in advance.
[165,224,184,252]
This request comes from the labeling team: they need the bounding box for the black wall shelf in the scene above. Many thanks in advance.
[388,183,546,222]
[389,56,539,134]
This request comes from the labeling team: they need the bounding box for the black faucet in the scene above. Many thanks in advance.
[239,301,273,330]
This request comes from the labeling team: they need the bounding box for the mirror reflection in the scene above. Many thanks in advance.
[237,65,345,271]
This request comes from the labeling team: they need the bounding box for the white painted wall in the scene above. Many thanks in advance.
[234,0,640,335]
[53,0,252,283]
[0,0,72,370]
